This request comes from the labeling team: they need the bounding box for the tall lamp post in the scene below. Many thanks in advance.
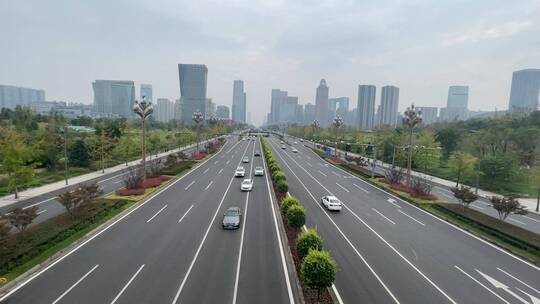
[332,115,344,157]
[192,110,204,154]
[403,104,422,185]
[133,96,153,180]
[311,120,320,148]
[61,126,68,185]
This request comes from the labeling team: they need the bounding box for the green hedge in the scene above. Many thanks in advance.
[297,229,323,260]
[276,179,289,193]
[287,204,306,228]
[281,196,300,216]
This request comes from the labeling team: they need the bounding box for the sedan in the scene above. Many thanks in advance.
[242,156,250,163]
[254,150,261,156]
[281,145,286,149]
[222,207,242,229]
[254,166,264,176]
[235,166,245,177]
[321,195,342,211]
[241,179,253,191]
[292,147,298,153]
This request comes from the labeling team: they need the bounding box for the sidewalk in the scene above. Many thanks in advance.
[304,139,540,215]
[0,137,220,209]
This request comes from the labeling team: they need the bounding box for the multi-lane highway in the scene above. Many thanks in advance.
[0,137,295,304]
[267,136,540,304]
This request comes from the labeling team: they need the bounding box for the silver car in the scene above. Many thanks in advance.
[254,166,264,176]
[222,207,242,229]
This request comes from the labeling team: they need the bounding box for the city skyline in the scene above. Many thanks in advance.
[1,1,539,125]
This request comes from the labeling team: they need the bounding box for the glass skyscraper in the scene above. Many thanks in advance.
[508,69,540,112]
[178,64,208,123]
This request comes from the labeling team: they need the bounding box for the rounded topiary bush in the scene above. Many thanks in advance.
[287,204,306,228]
[301,250,337,299]
[297,229,323,260]
[276,179,288,193]
[281,196,300,216]
[272,171,287,182]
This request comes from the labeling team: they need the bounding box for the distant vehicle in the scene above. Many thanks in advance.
[321,196,342,211]
[254,166,264,176]
[254,150,261,156]
[281,145,286,149]
[294,141,298,144]
[292,147,298,153]
[242,156,249,163]
[222,207,242,229]
[241,179,253,191]
[280,140,284,144]
[300,139,304,142]
[235,166,245,177]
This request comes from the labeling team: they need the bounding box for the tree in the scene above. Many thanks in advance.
[58,183,102,218]
[435,127,461,159]
[113,135,138,166]
[287,204,306,228]
[531,165,540,212]
[0,128,38,198]
[297,229,323,260]
[447,151,476,187]
[0,219,11,241]
[301,250,337,300]
[122,166,144,189]
[69,138,91,167]
[451,186,478,212]
[414,131,441,171]
[281,196,300,216]
[4,207,38,233]
[489,196,528,221]
[479,155,515,189]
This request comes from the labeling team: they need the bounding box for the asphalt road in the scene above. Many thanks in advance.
[0,137,294,304]
[302,139,540,234]
[267,136,540,304]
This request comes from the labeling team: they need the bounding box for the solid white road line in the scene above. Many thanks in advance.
[23,197,56,209]
[203,168,209,174]
[37,209,47,215]
[274,140,457,304]
[261,140,295,304]
[398,210,425,226]
[178,205,194,224]
[0,141,233,303]
[353,184,369,193]
[268,140,400,304]
[306,163,313,167]
[386,198,402,209]
[318,170,327,177]
[184,181,195,191]
[52,264,99,304]
[335,182,350,193]
[372,208,396,225]
[110,264,145,304]
[454,266,510,304]
[471,205,484,210]
[114,180,123,184]
[146,205,168,223]
[508,218,527,226]
[497,267,540,295]
[205,181,213,190]
[523,215,540,223]
[171,142,251,304]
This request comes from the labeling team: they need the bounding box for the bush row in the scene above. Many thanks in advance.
[261,138,288,193]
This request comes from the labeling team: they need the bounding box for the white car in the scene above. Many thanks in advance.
[321,196,342,211]
[294,141,298,144]
[241,179,253,191]
[281,145,286,149]
[280,140,284,144]
[300,139,304,142]
[292,147,298,153]
[254,166,264,176]
[242,156,249,163]
[235,166,245,177]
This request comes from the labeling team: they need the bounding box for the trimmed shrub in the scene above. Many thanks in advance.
[281,196,300,216]
[276,179,288,193]
[297,229,323,260]
[287,204,306,228]
[301,250,337,300]
[273,171,287,182]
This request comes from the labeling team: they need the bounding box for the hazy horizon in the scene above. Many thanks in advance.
[1,0,539,125]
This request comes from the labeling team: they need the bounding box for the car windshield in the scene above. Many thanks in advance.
[225,209,240,216]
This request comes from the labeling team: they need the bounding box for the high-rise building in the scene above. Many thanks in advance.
[378,85,399,127]
[304,103,316,125]
[178,64,208,123]
[216,105,230,119]
[315,79,329,127]
[205,98,216,118]
[441,85,469,121]
[155,98,174,122]
[174,99,182,121]
[270,89,288,124]
[357,85,376,130]
[0,85,45,110]
[508,69,540,112]
[92,80,135,118]
[140,84,152,101]
[232,80,246,123]
[328,97,349,112]
[279,96,298,124]
[295,104,304,125]
[416,106,438,125]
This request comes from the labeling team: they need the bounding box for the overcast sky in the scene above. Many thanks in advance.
[1,0,539,125]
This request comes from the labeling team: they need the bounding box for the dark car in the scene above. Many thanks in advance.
[254,150,261,156]
[222,207,242,229]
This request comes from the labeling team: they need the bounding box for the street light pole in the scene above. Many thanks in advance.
[133,96,153,180]
[63,126,68,185]
[192,110,204,155]
[403,104,422,185]
[332,115,344,158]
[311,120,320,149]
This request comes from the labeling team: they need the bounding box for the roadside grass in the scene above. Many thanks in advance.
[312,149,540,266]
